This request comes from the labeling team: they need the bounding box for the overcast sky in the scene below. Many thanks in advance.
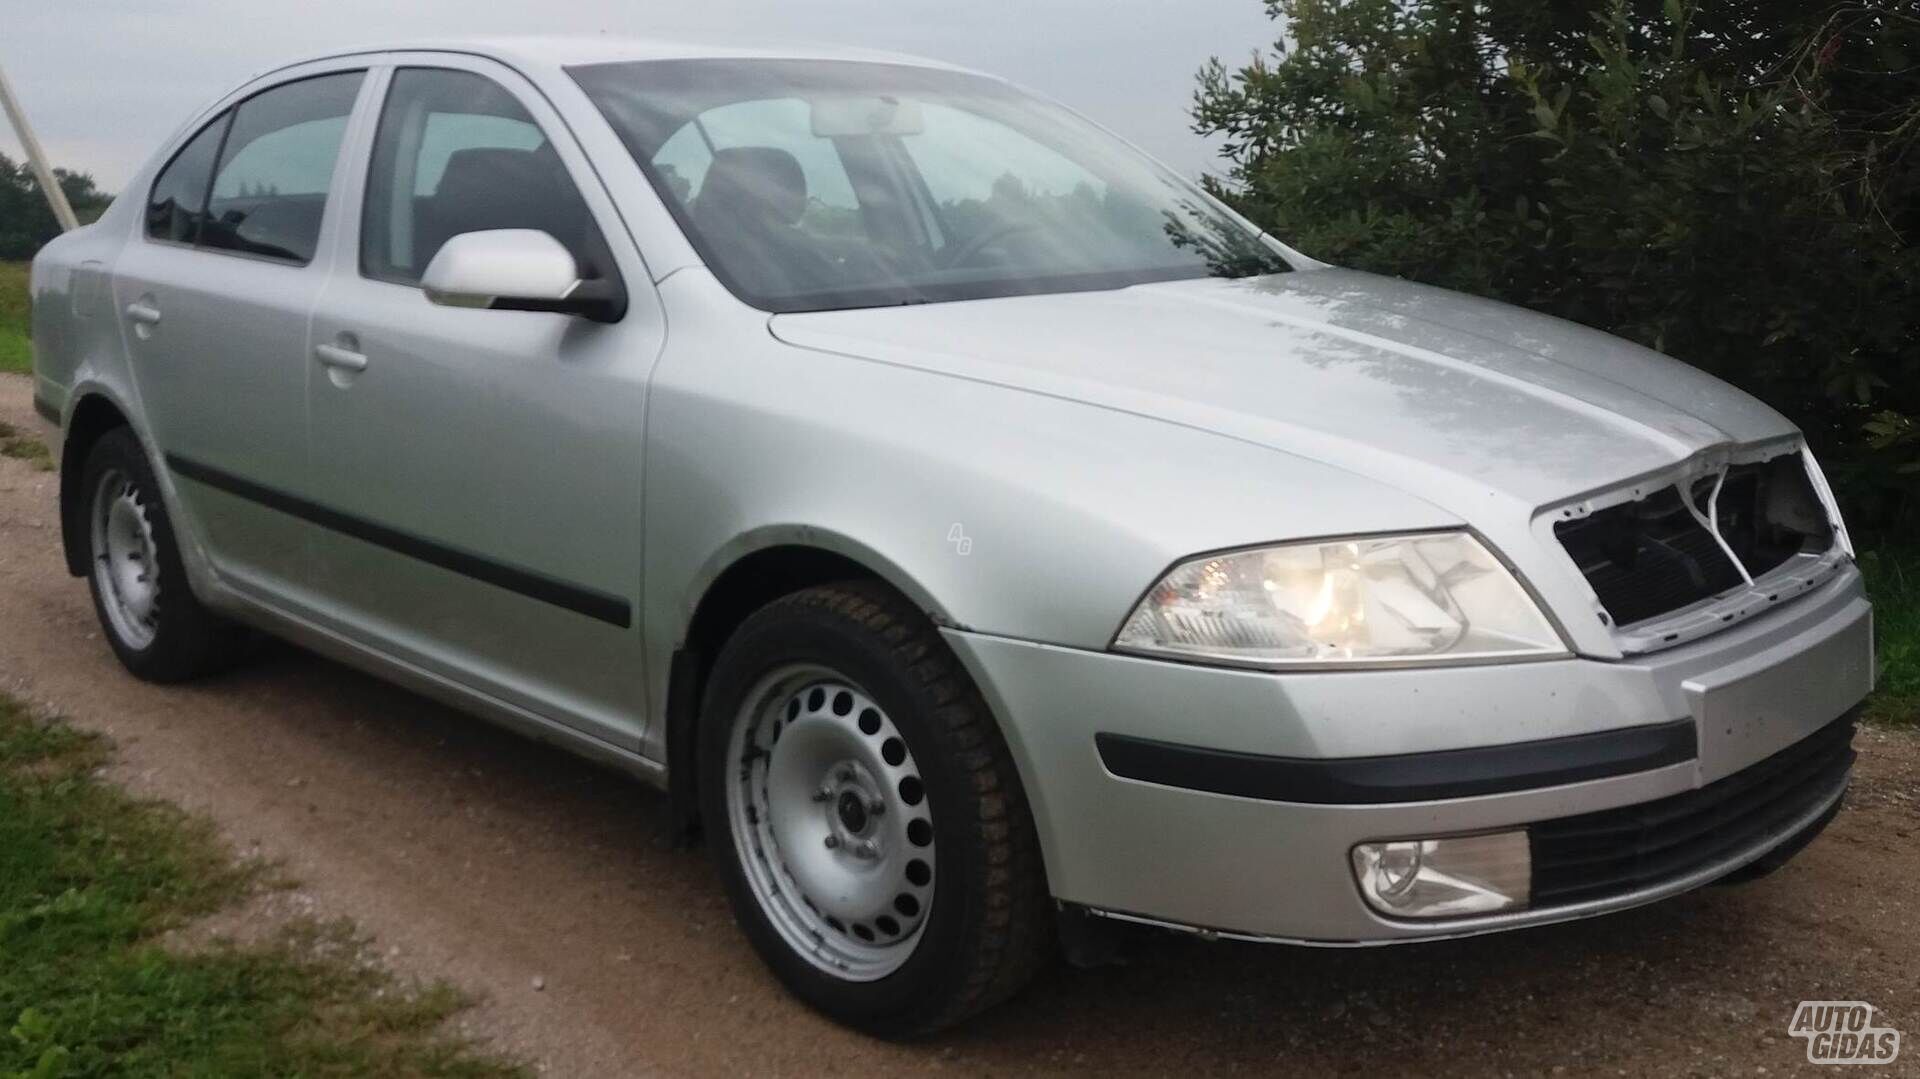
[2,1,1280,194]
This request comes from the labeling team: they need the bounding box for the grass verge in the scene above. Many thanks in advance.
[1861,546,1920,727]
[0,693,525,1077]
[1,262,29,376]
[0,420,53,471]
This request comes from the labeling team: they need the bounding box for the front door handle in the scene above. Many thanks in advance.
[314,342,368,372]
[124,301,161,326]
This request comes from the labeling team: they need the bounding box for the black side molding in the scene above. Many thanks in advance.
[1095,719,1698,805]
[165,454,632,628]
[33,395,60,425]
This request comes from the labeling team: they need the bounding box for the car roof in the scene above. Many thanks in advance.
[272,35,968,77]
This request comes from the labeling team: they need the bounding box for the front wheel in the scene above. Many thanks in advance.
[699,582,1051,1036]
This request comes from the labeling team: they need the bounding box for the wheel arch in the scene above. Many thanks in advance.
[663,535,957,840]
[58,391,136,577]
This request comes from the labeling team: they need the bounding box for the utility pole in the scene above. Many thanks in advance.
[0,57,80,232]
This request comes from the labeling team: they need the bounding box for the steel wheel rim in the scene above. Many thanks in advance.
[726,664,937,981]
[90,467,161,651]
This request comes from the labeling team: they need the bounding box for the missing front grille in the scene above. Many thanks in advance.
[1555,452,1833,628]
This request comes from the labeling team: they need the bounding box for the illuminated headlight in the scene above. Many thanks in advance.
[1351,831,1531,918]
[1113,532,1564,668]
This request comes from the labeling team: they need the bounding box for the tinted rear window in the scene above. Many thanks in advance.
[146,112,229,244]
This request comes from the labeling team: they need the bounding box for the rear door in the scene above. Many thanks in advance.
[303,59,663,748]
[112,68,369,597]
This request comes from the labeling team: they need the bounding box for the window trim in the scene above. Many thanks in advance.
[357,64,624,299]
[142,68,369,268]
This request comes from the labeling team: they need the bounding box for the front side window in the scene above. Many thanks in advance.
[201,71,364,264]
[362,68,609,286]
[146,112,230,244]
[571,58,1291,312]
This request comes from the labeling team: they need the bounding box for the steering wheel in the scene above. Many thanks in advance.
[938,222,1041,270]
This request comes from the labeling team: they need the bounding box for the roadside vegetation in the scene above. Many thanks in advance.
[1,154,111,262]
[1862,548,1920,726]
[0,420,52,471]
[1,262,28,376]
[0,692,524,1077]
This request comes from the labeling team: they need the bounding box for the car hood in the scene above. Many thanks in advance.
[769,268,1795,514]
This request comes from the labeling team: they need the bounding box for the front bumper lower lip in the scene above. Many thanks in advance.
[1083,767,1849,947]
[1095,719,1699,804]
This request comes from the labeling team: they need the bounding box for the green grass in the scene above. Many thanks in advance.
[1862,545,1920,727]
[0,694,526,1078]
[0,262,29,376]
[0,420,52,471]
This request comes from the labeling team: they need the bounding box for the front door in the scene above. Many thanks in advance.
[305,62,661,748]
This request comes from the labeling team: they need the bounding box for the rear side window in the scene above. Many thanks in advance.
[200,71,364,264]
[362,68,607,285]
[146,113,230,244]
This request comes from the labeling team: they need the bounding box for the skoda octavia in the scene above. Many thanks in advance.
[28,37,1873,1035]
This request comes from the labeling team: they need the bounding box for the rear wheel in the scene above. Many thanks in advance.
[699,582,1050,1035]
[80,428,242,681]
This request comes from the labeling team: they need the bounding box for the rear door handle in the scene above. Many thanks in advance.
[124,301,161,325]
[314,342,368,372]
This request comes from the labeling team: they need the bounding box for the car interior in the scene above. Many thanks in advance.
[689,145,844,297]
[411,143,599,278]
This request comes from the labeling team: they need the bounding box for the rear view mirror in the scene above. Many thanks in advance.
[421,229,622,322]
[810,95,924,138]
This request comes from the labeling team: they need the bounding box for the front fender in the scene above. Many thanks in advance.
[640,270,1460,749]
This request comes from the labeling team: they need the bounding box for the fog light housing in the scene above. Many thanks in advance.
[1351,831,1530,918]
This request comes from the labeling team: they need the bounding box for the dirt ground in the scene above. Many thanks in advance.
[1,372,1917,1077]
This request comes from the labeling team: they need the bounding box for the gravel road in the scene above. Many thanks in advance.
[2,373,1916,1077]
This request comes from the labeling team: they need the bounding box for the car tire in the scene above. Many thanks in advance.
[79,427,243,682]
[699,581,1052,1036]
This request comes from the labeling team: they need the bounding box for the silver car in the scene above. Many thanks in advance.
[28,37,1873,1034]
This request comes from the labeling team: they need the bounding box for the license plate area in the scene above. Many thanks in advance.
[1684,605,1873,784]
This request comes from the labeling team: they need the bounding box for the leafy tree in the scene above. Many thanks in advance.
[0,152,113,260]
[1195,1,1920,531]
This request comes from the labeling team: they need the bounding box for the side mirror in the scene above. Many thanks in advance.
[420,229,623,322]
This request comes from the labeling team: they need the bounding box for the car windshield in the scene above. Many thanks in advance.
[569,58,1292,313]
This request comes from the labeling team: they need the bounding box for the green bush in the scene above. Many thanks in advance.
[0,155,110,262]
[1,262,30,376]
[1196,1,1920,534]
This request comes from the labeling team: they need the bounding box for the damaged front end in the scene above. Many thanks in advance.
[1548,443,1852,654]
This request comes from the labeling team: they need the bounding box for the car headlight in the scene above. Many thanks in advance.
[1113,532,1565,668]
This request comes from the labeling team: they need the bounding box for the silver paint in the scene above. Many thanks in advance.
[28,36,1873,944]
[421,228,583,309]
